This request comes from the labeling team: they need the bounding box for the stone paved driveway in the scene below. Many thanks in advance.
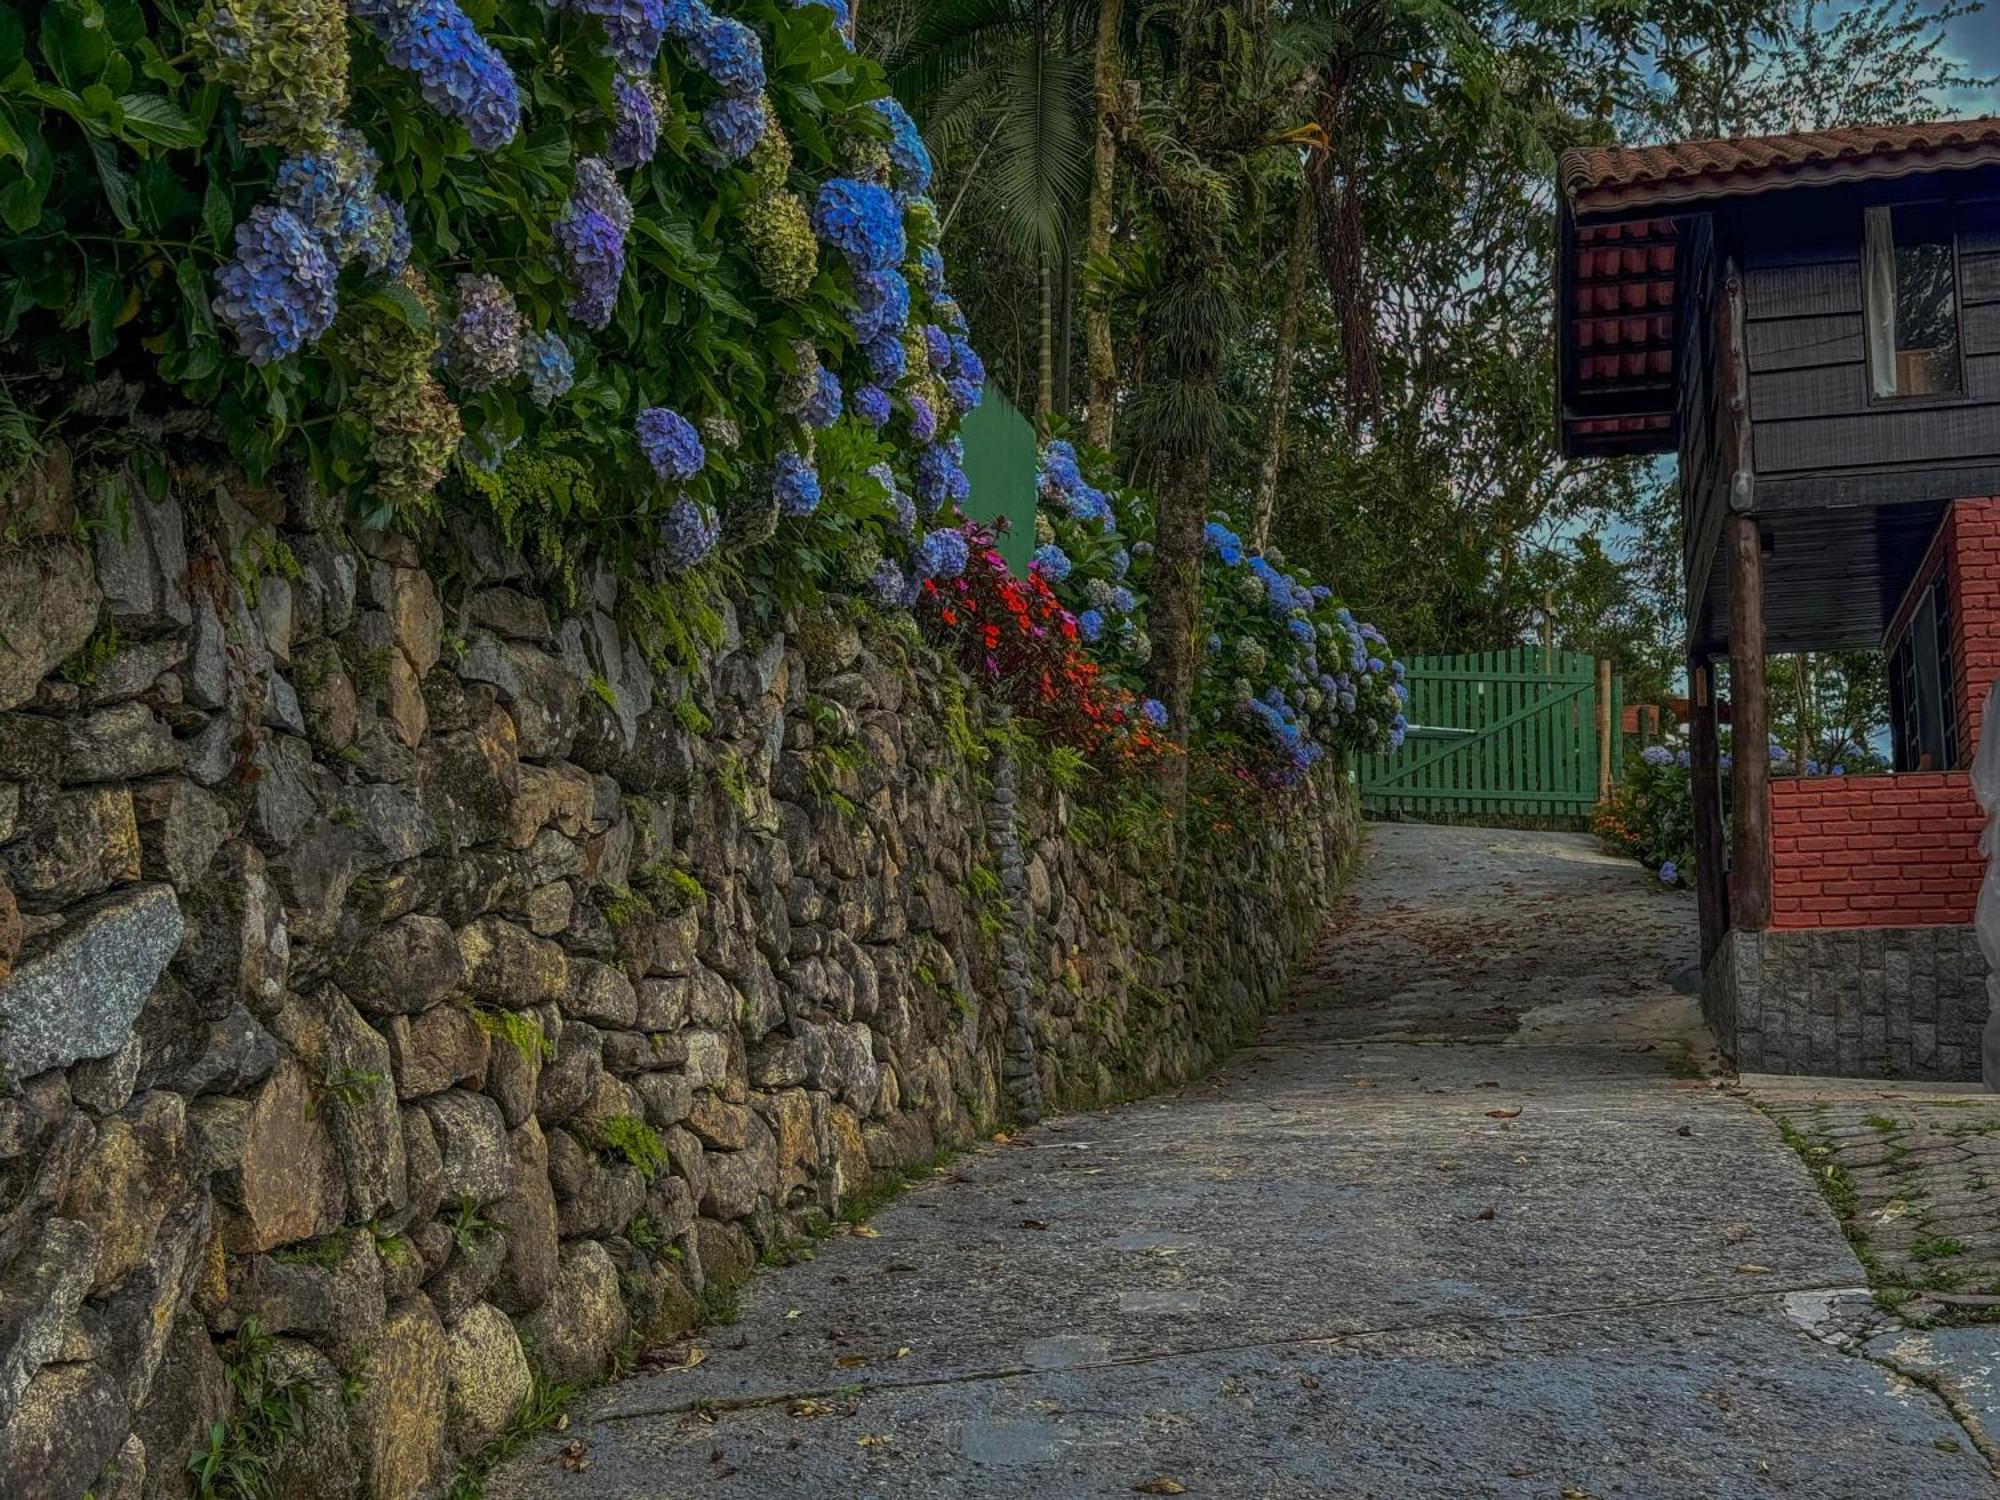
[488,822,2000,1498]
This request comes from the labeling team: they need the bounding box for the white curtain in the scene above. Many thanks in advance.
[1864,206,1899,398]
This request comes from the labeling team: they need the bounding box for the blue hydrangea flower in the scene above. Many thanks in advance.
[564,0,665,70]
[854,268,910,342]
[921,324,951,370]
[948,334,985,385]
[687,11,763,91]
[610,73,661,169]
[865,334,907,383]
[946,376,982,412]
[274,128,381,264]
[914,443,963,510]
[1078,610,1108,643]
[662,0,710,37]
[1141,698,1168,727]
[1108,585,1136,615]
[444,273,522,389]
[852,383,892,428]
[213,205,340,365]
[659,494,721,570]
[907,393,937,444]
[518,330,574,407]
[1287,617,1315,646]
[1641,745,1673,768]
[703,91,767,162]
[556,157,631,330]
[811,178,904,271]
[1203,520,1245,566]
[801,367,842,430]
[1107,546,1130,580]
[1032,544,1071,583]
[1658,860,1679,885]
[917,245,947,298]
[773,447,820,515]
[916,528,968,580]
[636,406,705,481]
[353,0,521,152]
[870,96,931,195]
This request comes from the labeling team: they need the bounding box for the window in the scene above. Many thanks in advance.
[1865,203,1963,399]
[1888,578,1957,771]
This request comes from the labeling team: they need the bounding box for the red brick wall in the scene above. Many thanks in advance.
[1885,495,2000,762]
[1769,773,1983,928]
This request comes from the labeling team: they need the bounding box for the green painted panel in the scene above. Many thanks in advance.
[1358,647,1628,827]
[958,385,1037,576]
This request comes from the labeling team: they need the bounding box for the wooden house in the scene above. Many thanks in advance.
[1557,119,2000,1081]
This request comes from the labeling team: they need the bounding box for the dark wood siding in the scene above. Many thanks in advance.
[1736,177,2000,506]
[1677,215,1725,649]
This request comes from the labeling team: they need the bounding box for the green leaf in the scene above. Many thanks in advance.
[116,93,202,148]
[0,131,52,232]
[0,8,25,75]
[84,262,120,358]
[364,282,432,333]
[39,0,110,91]
[85,131,134,229]
[202,177,232,247]
[0,104,27,166]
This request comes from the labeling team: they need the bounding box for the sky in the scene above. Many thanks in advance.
[1944,8,2000,113]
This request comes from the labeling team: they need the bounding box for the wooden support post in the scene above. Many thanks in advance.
[1727,514,1771,931]
[1596,658,1613,799]
[1690,659,1727,968]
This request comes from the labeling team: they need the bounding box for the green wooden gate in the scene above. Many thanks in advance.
[1358,647,1623,826]
[957,384,1037,576]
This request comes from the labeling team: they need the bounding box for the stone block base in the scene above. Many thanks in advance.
[1704,926,1987,1080]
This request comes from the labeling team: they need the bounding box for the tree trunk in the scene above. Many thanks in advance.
[1146,445,1213,810]
[1250,189,1314,550]
[1083,0,1124,450]
[1055,251,1075,417]
[1037,255,1055,430]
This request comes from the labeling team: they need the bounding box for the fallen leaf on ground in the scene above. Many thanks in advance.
[851,1225,880,1239]
[835,1354,870,1368]
[1735,1264,1772,1275]
[557,1440,590,1473]
[1134,1479,1187,1494]
[1021,1218,1050,1231]
[790,1398,838,1418]
[857,1433,893,1448]
[1299,1375,1321,1391]
[1486,1107,1521,1119]
[786,1308,801,1319]
[896,1346,911,1358]
[640,1345,705,1373]
[1353,1079,1375,1088]
[1473,1206,1496,1221]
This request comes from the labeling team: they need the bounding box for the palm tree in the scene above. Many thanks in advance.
[888,0,1097,426]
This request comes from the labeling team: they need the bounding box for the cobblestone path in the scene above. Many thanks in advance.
[489,822,2000,1498]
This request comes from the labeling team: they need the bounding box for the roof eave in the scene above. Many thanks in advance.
[1568,143,2000,224]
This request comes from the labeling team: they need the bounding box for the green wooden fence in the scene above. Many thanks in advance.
[1357,647,1623,826]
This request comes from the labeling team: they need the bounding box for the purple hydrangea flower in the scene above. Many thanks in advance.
[1032,544,1071,582]
[773,447,820,514]
[659,494,721,570]
[557,157,632,330]
[870,556,911,608]
[852,383,892,428]
[811,178,904,271]
[353,0,521,152]
[444,273,522,389]
[801,367,842,430]
[1141,698,1168,727]
[636,406,705,481]
[865,335,907,383]
[907,393,936,444]
[564,0,666,71]
[610,73,660,169]
[921,324,950,370]
[915,528,968,580]
[853,268,910,342]
[518,330,575,407]
[213,205,340,366]
[687,11,763,91]
[703,91,767,162]
[870,96,931,195]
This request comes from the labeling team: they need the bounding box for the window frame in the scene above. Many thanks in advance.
[1862,200,1971,411]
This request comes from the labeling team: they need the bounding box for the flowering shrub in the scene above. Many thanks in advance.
[921,527,1173,768]
[1593,746,1697,886]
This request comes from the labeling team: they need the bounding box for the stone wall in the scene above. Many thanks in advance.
[0,469,1356,1500]
[1705,925,1986,1080]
